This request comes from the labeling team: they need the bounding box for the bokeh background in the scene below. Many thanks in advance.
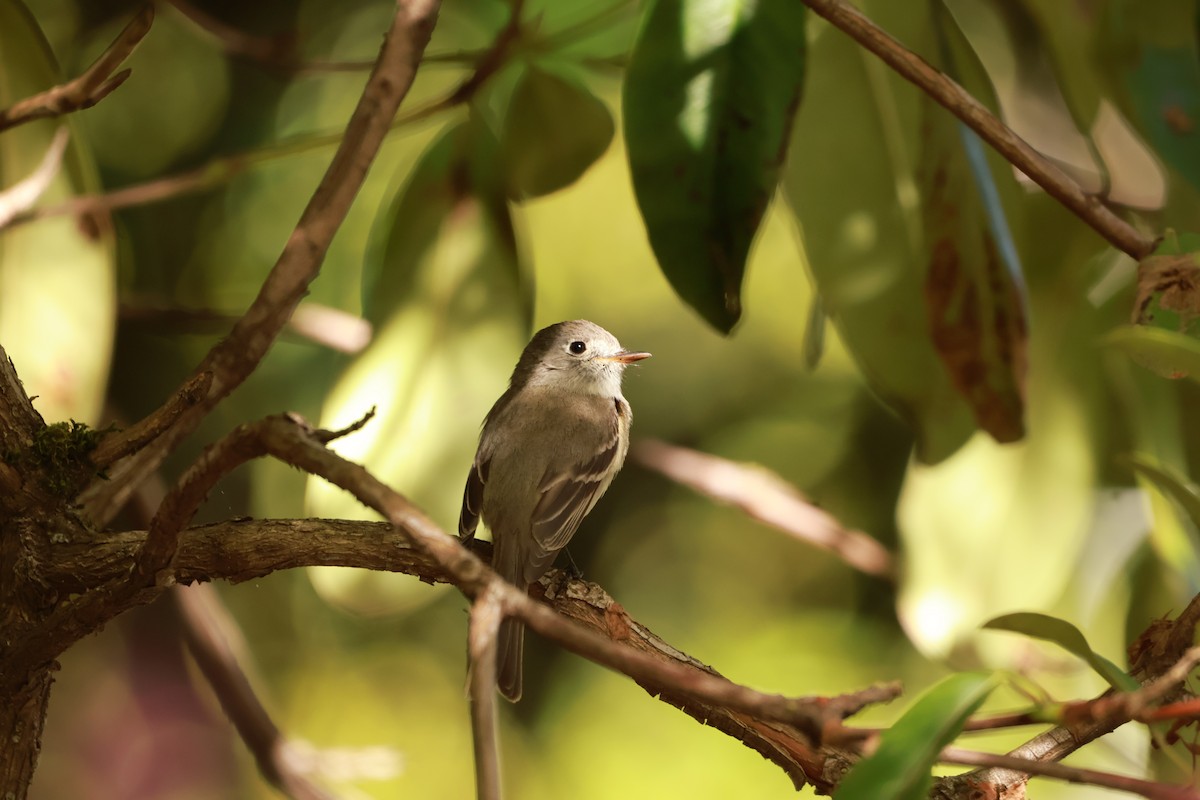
[5,0,1200,796]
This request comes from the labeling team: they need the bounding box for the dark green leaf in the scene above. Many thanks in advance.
[984,612,1138,691]
[623,0,806,332]
[835,673,996,800]
[803,294,825,371]
[500,64,614,199]
[1103,1,1200,193]
[784,2,975,463]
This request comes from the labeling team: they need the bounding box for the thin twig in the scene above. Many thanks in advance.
[119,300,373,355]
[0,128,69,229]
[799,0,1157,259]
[90,372,213,468]
[176,583,340,800]
[468,584,504,800]
[631,439,895,580]
[163,0,375,74]
[940,747,1200,800]
[0,6,153,132]
[77,0,443,528]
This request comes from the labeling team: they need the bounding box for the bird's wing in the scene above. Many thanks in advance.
[458,457,489,540]
[527,423,623,574]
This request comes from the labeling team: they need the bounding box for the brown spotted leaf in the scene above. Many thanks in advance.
[920,104,1028,443]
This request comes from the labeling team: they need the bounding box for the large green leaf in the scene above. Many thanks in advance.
[310,118,529,615]
[784,3,975,463]
[835,673,997,800]
[0,0,115,425]
[500,64,614,199]
[984,612,1138,691]
[623,0,807,332]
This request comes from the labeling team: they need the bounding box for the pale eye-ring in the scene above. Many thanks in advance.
[569,341,587,355]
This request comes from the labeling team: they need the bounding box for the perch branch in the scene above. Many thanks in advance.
[0,6,152,132]
[799,0,1157,259]
[77,0,442,527]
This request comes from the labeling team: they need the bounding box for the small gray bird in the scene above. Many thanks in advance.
[458,320,650,701]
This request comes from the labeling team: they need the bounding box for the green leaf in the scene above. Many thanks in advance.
[363,118,532,328]
[785,3,975,463]
[984,612,1138,691]
[1104,324,1200,381]
[1127,454,1200,534]
[623,0,807,332]
[0,0,115,425]
[500,64,614,199]
[835,673,996,800]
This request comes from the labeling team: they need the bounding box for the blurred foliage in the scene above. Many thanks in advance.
[4,0,1200,797]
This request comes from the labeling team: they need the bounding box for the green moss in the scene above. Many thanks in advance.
[26,420,103,498]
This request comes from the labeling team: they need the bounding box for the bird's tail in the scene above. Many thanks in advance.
[496,617,524,702]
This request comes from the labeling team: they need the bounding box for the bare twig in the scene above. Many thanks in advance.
[467,584,504,800]
[631,439,895,581]
[176,583,339,800]
[0,6,152,132]
[939,747,1200,800]
[91,372,213,468]
[0,128,69,229]
[77,0,443,527]
[799,0,1157,259]
[118,300,373,354]
[163,0,374,74]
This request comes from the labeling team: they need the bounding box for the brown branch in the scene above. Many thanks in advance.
[76,0,443,528]
[799,0,1157,259]
[631,439,895,581]
[90,371,213,468]
[55,517,872,793]
[0,6,152,132]
[0,128,69,229]
[467,584,504,800]
[176,583,339,800]
[39,409,897,792]
[939,747,1200,800]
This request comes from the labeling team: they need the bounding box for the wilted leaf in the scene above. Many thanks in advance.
[984,612,1137,691]
[623,0,807,332]
[922,9,1028,442]
[785,3,976,463]
[500,64,614,199]
[0,0,115,425]
[835,673,996,800]
[309,118,529,615]
[1132,233,1200,343]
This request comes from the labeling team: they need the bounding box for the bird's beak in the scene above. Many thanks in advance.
[601,350,652,364]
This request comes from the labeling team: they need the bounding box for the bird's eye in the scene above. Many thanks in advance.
[568,341,587,355]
